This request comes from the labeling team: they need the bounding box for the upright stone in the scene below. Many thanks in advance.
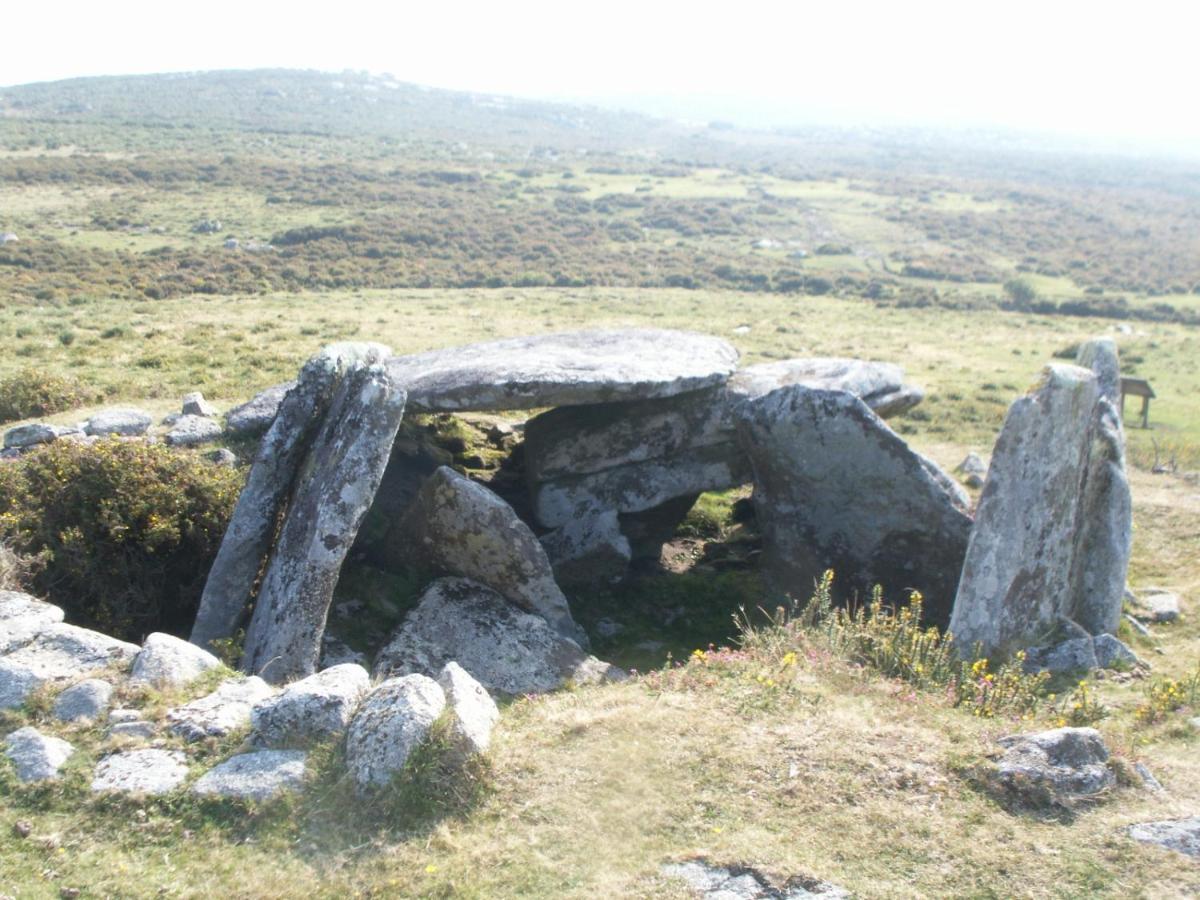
[381,467,582,642]
[241,359,407,683]
[1075,337,1120,406]
[949,365,1102,657]
[191,343,391,650]
[734,386,972,624]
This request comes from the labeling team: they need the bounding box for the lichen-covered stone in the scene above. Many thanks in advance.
[539,508,632,586]
[1023,637,1098,674]
[192,750,307,801]
[240,358,407,683]
[167,676,276,741]
[989,727,1114,804]
[1128,817,1200,858]
[726,356,923,418]
[4,726,74,782]
[0,590,64,654]
[131,633,222,688]
[374,578,623,695]
[0,623,138,709]
[224,381,296,436]
[250,663,370,748]
[91,749,188,795]
[345,674,445,790]
[85,408,152,437]
[382,467,582,642]
[181,392,217,417]
[164,415,223,447]
[3,423,79,450]
[735,386,972,623]
[1075,337,1120,405]
[52,678,114,723]
[437,661,500,756]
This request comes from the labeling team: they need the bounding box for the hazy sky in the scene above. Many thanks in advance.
[6,0,1199,151]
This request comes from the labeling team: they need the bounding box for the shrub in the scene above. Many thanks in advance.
[0,439,243,640]
[0,368,97,423]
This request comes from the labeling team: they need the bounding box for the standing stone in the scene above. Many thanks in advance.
[1075,337,1120,406]
[344,674,446,790]
[224,381,296,436]
[191,343,390,650]
[249,663,370,747]
[241,359,407,683]
[437,661,500,756]
[131,633,223,688]
[4,727,74,782]
[52,679,114,723]
[381,467,582,642]
[191,750,307,801]
[734,386,972,624]
[949,366,1102,657]
[181,392,218,417]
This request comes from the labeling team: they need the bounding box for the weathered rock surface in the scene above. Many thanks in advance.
[250,663,370,748]
[192,343,391,650]
[91,749,188,795]
[224,381,296,436]
[387,328,739,412]
[539,508,632,586]
[383,467,582,642]
[1092,633,1140,669]
[192,750,307,801]
[438,661,500,756]
[661,859,849,899]
[374,578,623,695]
[1076,337,1120,405]
[167,677,275,741]
[241,358,407,682]
[1128,817,1200,858]
[4,726,74,782]
[1130,588,1181,624]
[0,623,138,709]
[727,357,923,418]
[165,414,223,447]
[109,720,157,740]
[990,727,1114,804]
[345,674,445,790]
[3,423,79,450]
[131,633,222,688]
[1023,637,1098,674]
[735,386,972,622]
[0,591,64,654]
[53,678,114,723]
[85,408,152,437]
[181,392,218,417]
[950,366,1108,657]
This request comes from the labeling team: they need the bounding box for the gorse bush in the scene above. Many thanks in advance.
[0,368,98,423]
[0,439,242,640]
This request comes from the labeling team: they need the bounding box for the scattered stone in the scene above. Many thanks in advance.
[1092,633,1140,669]
[345,674,445,790]
[240,357,407,683]
[437,662,500,756]
[182,392,217,417]
[990,727,1115,805]
[1023,637,1098,674]
[0,591,64,654]
[165,414,223,447]
[955,452,987,488]
[84,408,152,437]
[91,749,188,795]
[1124,613,1152,638]
[388,328,739,412]
[250,663,370,748]
[206,447,238,466]
[108,708,143,725]
[223,381,296,436]
[382,466,583,642]
[4,727,74,782]
[167,677,275,741]
[0,623,139,709]
[1130,589,1181,624]
[3,423,78,450]
[108,720,157,740]
[735,386,971,623]
[192,750,307,801]
[52,679,114,723]
[1128,817,1200,858]
[661,859,849,899]
[131,633,223,688]
[1134,762,1164,792]
[374,578,623,695]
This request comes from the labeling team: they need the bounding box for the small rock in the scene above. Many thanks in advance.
[661,859,849,899]
[1134,762,1163,792]
[191,750,307,801]
[165,415,223,447]
[250,664,370,748]
[437,662,500,756]
[0,623,139,709]
[1128,817,1200,858]
[131,633,223,688]
[319,635,367,669]
[4,727,74,782]
[13,819,31,837]
[108,708,143,725]
[167,677,275,741]
[3,423,78,450]
[1024,637,1098,674]
[594,618,624,639]
[1130,589,1181,624]
[955,452,987,488]
[52,679,114,723]
[990,727,1115,805]
[91,749,188,795]
[181,392,217,417]
[108,720,157,740]
[205,448,238,467]
[85,408,152,437]
[1092,633,1140,669]
[344,674,445,790]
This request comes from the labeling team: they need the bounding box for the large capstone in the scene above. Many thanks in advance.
[381,466,582,642]
[734,386,972,622]
[387,328,739,411]
[374,578,623,696]
[726,357,924,417]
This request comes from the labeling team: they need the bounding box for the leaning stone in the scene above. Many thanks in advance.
[131,633,223,688]
[224,381,296,436]
[950,365,1102,658]
[192,750,307,801]
[181,392,217,417]
[165,415,223,447]
[345,674,445,790]
[1128,817,1200,858]
[166,677,275,741]
[539,509,632,586]
[374,578,623,695]
[52,679,114,723]
[91,749,188,795]
[250,664,370,748]
[1092,633,1140,669]
[1024,637,1098,674]
[0,623,139,709]
[438,661,500,756]
[726,356,923,418]
[85,408,152,437]
[382,467,582,642]
[240,358,407,683]
[4,727,74,782]
[0,591,64,654]
[192,343,390,650]
[1076,337,1121,406]
[388,328,739,412]
[3,423,78,450]
[734,386,972,623]
[991,727,1115,804]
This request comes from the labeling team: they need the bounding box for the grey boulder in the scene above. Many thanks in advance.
[91,749,188,795]
[438,661,500,756]
[374,578,623,696]
[1076,337,1121,405]
[85,408,152,437]
[192,750,307,801]
[990,727,1114,804]
[1023,637,1098,674]
[1128,817,1200,858]
[955,452,987,489]
[166,676,276,741]
[0,590,64,654]
[3,423,79,450]
[1130,588,1181,624]
[4,726,74,782]
[165,415,223,447]
[539,509,632,586]
[250,663,370,748]
[0,623,139,709]
[53,678,114,723]
[345,674,445,790]
[181,392,218,417]
[224,381,296,436]
[131,632,223,688]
